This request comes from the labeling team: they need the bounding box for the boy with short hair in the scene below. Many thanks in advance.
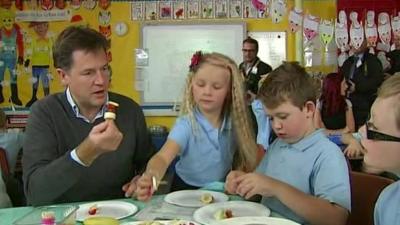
[358,75,400,225]
[225,62,350,225]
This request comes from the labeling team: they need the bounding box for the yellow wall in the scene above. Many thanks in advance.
[3,0,336,129]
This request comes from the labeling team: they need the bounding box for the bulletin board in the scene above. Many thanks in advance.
[138,22,246,115]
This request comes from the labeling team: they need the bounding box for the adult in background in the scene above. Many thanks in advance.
[239,37,272,100]
[239,37,272,135]
[341,40,383,130]
[386,34,400,76]
[22,26,154,206]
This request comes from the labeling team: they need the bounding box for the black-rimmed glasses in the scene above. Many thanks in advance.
[365,117,400,142]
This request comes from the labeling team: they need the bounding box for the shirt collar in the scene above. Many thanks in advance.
[281,129,325,152]
[65,87,108,123]
[194,108,231,132]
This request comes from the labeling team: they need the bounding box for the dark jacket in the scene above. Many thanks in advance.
[239,57,272,94]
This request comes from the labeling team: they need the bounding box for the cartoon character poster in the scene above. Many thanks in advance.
[131,1,144,21]
[173,0,185,20]
[229,0,242,18]
[187,0,200,19]
[201,0,214,19]
[215,0,228,19]
[243,0,258,19]
[159,1,172,20]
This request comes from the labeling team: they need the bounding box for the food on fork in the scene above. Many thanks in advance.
[104,101,119,120]
[88,204,98,215]
[200,193,214,204]
[213,209,233,220]
[41,211,55,225]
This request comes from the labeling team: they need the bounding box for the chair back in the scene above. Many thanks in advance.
[347,171,394,225]
[0,147,10,178]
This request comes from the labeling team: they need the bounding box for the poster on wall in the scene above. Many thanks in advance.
[201,0,214,19]
[187,0,200,19]
[131,1,144,21]
[229,0,242,18]
[145,1,158,20]
[159,1,172,20]
[173,0,185,20]
[215,0,228,19]
[242,0,257,19]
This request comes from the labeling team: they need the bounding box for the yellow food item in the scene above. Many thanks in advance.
[200,193,214,204]
[213,209,233,220]
[83,217,120,225]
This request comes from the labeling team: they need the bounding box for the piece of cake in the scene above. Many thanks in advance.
[200,193,214,204]
[213,209,233,220]
[104,101,119,120]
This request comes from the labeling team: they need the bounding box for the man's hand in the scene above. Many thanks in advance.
[122,175,140,198]
[76,120,123,165]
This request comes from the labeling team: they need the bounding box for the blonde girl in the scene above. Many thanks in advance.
[135,51,258,201]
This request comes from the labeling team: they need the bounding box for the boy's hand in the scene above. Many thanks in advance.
[224,170,245,194]
[135,173,155,201]
[344,138,364,158]
[122,175,140,198]
[235,173,278,199]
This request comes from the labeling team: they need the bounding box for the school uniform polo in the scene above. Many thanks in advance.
[256,129,351,224]
[251,99,271,150]
[168,109,234,187]
[374,181,400,225]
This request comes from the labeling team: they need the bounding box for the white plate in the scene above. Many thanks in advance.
[122,220,200,225]
[164,190,229,207]
[76,200,138,221]
[193,201,271,225]
[210,216,300,225]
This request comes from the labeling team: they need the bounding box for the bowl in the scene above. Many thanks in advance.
[13,205,78,225]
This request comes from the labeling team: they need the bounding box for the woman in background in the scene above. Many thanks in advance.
[314,73,355,135]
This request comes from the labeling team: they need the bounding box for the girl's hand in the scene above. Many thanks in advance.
[135,173,155,201]
[235,173,278,199]
[224,170,245,194]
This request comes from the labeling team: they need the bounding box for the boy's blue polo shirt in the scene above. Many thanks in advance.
[256,129,351,224]
[251,99,271,150]
[168,109,234,187]
[374,181,400,225]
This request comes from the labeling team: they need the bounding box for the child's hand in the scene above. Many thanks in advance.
[135,173,155,201]
[235,173,278,199]
[224,170,245,194]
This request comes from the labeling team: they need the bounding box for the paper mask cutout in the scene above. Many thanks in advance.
[378,12,391,45]
[82,0,96,10]
[99,25,111,39]
[70,0,81,9]
[41,0,54,10]
[319,19,334,46]
[303,14,320,41]
[98,10,111,26]
[391,13,400,38]
[271,0,286,23]
[98,0,110,10]
[289,7,303,33]
[55,0,65,9]
[335,10,349,52]
[251,0,269,18]
[365,10,378,49]
[349,11,364,49]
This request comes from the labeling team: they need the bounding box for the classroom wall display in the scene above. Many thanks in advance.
[248,31,287,69]
[139,23,245,115]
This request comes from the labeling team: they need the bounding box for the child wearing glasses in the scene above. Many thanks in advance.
[225,62,351,225]
[357,75,400,225]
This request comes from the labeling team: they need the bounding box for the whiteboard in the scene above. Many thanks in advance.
[139,23,246,108]
[248,31,287,69]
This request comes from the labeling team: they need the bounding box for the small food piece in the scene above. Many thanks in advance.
[200,193,214,204]
[213,209,233,220]
[88,204,98,215]
[138,222,163,225]
[41,211,55,225]
[104,101,119,120]
[83,217,120,225]
[170,220,196,225]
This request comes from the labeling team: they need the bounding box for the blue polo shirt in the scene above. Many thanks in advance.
[256,129,351,224]
[251,99,271,150]
[168,109,234,187]
[374,181,400,225]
